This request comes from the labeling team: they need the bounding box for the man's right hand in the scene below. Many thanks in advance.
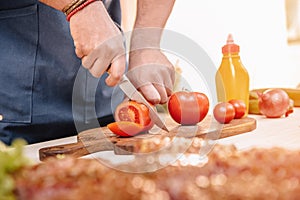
[69,1,125,86]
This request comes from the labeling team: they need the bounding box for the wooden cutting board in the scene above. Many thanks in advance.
[39,115,256,161]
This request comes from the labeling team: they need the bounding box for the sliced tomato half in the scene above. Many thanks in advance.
[109,100,154,137]
[107,121,146,137]
[114,100,152,126]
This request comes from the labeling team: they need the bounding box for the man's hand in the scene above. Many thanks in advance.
[69,1,125,86]
[128,49,175,105]
[128,0,176,104]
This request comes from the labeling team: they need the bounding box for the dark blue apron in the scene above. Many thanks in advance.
[0,0,122,144]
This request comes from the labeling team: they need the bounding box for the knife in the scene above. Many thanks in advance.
[118,74,169,132]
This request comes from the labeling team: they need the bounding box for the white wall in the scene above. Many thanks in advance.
[164,0,299,90]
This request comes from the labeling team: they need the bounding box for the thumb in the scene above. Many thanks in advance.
[105,54,126,86]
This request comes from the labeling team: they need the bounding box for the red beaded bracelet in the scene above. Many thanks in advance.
[66,0,98,21]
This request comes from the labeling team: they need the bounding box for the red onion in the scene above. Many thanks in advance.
[258,89,290,118]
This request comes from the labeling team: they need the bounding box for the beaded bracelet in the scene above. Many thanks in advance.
[62,0,86,15]
[66,0,98,21]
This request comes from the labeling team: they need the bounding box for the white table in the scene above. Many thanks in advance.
[219,107,300,150]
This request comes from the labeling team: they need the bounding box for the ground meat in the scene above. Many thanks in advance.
[14,144,300,200]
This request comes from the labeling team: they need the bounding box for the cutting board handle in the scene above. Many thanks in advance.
[39,142,89,161]
[39,140,114,161]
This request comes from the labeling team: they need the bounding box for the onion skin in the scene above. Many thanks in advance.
[258,89,290,118]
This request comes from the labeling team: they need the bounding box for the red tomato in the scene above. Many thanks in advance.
[213,102,235,124]
[107,121,145,137]
[228,99,246,119]
[114,100,152,126]
[168,91,209,125]
[109,101,154,136]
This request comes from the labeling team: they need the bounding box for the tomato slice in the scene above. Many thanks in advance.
[107,121,146,137]
[114,100,152,126]
[109,101,154,137]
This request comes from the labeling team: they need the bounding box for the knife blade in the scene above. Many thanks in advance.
[118,75,169,132]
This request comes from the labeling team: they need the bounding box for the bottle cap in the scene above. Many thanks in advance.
[222,34,240,54]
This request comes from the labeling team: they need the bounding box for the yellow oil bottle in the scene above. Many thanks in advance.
[215,34,250,115]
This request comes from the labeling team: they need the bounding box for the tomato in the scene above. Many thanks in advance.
[109,100,154,137]
[107,121,146,137]
[213,102,235,124]
[114,100,152,126]
[168,91,209,125]
[228,99,246,119]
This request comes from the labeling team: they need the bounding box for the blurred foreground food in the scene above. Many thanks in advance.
[0,140,32,200]
[11,141,300,200]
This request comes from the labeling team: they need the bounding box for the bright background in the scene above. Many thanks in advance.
[121,0,300,91]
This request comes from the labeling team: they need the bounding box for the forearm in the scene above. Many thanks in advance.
[131,0,175,50]
[134,0,175,28]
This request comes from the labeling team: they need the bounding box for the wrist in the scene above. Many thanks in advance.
[61,0,101,21]
[130,27,163,52]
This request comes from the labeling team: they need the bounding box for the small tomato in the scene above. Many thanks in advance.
[213,102,235,124]
[228,99,247,119]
